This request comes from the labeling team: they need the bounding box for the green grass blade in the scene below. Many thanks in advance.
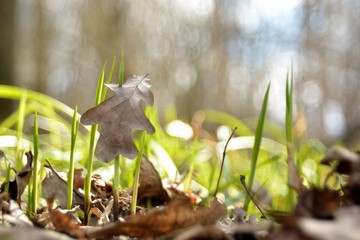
[285,65,301,206]
[84,63,107,223]
[113,54,124,220]
[131,131,146,215]
[285,69,293,144]
[118,52,124,86]
[31,112,40,213]
[67,105,79,209]
[15,90,27,170]
[0,85,75,118]
[244,83,271,211]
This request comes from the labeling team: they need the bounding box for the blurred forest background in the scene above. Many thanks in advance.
[0,0,359,146]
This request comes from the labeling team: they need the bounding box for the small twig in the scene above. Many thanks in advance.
[240,175,271,222]
[214,127,237,197]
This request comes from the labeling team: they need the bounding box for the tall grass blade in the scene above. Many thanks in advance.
[84,63,107,222]
[131,131,146,215]
[113,54,124,220]
[68,105,79,209]
[15,90,27,170]
[244,83,271,211]
[285,66,302,206]
[31,112,40,213]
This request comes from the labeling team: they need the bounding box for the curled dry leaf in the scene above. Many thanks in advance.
[50,209,85,239]
[42,160,84,208]
[294,187,340,219]
[0,151,33,201]
[136,156,170,204]
[320,146,360,175]
[298,206,360,240]
[85,197,226,238]
[80,75,155,162]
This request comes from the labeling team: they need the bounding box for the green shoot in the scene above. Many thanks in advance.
[67,105,79,209]
[84,58,115,222]
[113,53,124,220]
[15,90,27,170]
[183,137,198,193]
[244,83,271,211]
[285,68,293,145]
[285,66,300,207]
[84,63,107,222]
[31,112,40,214]
[4,156,11,193]
[131,131,147,215]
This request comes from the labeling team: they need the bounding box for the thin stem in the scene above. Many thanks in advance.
[214,127,237,197]
[240,175,270,222]
[113,155,121,220]
[131,132,146,215]
[68,105,79,209]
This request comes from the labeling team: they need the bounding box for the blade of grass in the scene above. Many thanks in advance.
[4,157,11,193]
[131,131,146,215]
[285,66,302,207]
[31,112,40,214]
[67,105,79,209]
[113,53,124,220]
[0,85,75,118]
[15,90,27,170]
[183,137,199,193]
[244,83,271,211]
[84,63,107,223]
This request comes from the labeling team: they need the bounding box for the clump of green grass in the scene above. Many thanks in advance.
[0,63,338,221]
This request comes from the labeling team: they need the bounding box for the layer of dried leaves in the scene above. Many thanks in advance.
[0,146,360,240]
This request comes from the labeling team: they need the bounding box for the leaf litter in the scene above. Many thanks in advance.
[1,74,360,239]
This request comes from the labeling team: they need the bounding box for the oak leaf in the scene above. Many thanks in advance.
[80,75,155,162]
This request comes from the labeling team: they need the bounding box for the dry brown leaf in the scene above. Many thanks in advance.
[294,187,340,219]
[80,75,155,162]
[321,146,360,175]
[42,160,84,208]
[84,197,226,238]
[136,156,170,204]
[0,151,33,201]
[50,209,85,239]
[298,206,360,240]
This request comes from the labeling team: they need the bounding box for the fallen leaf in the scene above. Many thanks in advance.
[294,187,340,219]
[0,151,33,201]
[320,146,360,175]
[80,75,155,162]
[298,206,360,240]
[135,156,170,204]
[84,197,226,238]
[50,209,85,239]
[42,160,84,208]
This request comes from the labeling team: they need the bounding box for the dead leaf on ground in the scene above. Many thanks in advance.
[294,187,340,219]
[84,197,226,238]
[42,160,84,208]
[50,209,85,239]
[0,151,33,201]
[80,75,155,162]
[135,156,170,204]
[320,146,360,175]
[298,206,360,240]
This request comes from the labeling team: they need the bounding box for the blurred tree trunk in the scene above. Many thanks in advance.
[0,0,16,119]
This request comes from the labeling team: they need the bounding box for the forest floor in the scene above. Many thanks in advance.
[1,146,360,240]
